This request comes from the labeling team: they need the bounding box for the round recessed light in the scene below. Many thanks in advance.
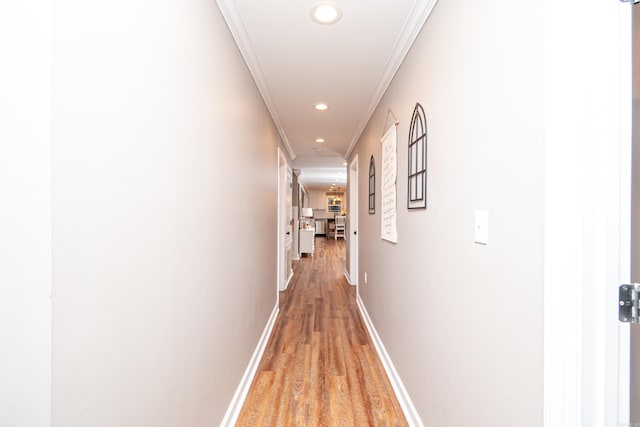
[342,162,347,166]
[314,103,329,111]
[311,3,342,25]
[315,138,325,143]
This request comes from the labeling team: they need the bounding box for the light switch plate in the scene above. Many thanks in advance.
[475,210,489,245]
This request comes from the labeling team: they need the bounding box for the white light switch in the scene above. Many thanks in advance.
[475,210,488,245]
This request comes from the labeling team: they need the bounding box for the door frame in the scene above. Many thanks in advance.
[348,155,359,287]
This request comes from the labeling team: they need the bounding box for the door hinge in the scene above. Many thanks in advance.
[619,284,640,323]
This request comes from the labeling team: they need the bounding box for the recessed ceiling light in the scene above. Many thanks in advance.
[342,162,347,166]
[315,138,325,143]
[314,103,329,111]
[311,3,342,25]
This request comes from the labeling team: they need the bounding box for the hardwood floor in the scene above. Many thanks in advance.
[236,237,408,426]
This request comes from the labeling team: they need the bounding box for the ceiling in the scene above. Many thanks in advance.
[216,0,437,191]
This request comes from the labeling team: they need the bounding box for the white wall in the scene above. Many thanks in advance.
[51,1,280,425]
[307,190,347,214]
[0,2,52,426]
[307,190,328,210]
[350,1,544,425]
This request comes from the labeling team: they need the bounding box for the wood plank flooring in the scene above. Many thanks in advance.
[236,237,408,426]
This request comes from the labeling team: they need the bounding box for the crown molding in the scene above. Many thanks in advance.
[215,0,297,160]
[344,0,439,159]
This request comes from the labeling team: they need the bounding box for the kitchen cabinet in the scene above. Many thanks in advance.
[299,229,315,255]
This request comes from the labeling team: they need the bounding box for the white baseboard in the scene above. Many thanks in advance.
[343,269,352,285]
[356,294,424,427]
[220,303,279,426]
[284,270,293,290]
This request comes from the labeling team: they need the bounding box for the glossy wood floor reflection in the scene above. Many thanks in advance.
[236,237,408,426]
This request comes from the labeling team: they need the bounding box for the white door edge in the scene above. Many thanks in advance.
[617,2,633,422]
[542,1,631,425]
[277,147,288,294]
[348,155,359,288]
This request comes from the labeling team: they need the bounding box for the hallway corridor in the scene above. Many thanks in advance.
[236,238,407,426]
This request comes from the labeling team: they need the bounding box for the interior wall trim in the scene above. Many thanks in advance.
[343,270,352,285]
[220,303,279,426]
[214,0,296,160]
[356,293,424,426]
[344,0,439,159]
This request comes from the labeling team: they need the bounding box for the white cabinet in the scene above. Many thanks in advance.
[299,229,315,255]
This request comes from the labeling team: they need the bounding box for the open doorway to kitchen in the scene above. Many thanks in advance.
[286,159,348,313]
